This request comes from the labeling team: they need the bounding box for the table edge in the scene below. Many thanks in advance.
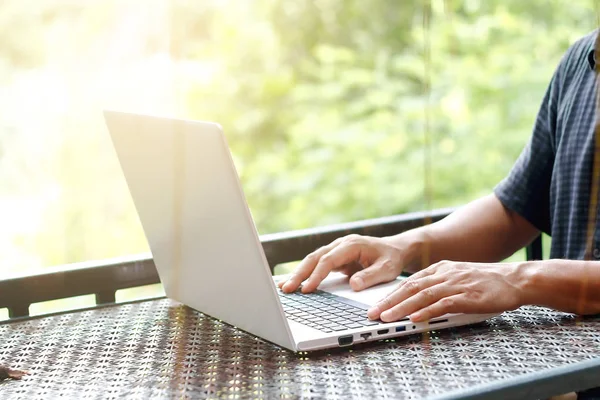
[430,356,600,400]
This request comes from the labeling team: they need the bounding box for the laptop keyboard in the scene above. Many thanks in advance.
[277,288,384,333]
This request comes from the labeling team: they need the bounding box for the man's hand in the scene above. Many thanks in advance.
[367,260,527,322]
[278,234,416,293]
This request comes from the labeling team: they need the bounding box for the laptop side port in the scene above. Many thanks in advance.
[377,329,389,335]
[338,335,353,346]
[429,318,449,325]
[395,326,406,332]
[360,333,372,340]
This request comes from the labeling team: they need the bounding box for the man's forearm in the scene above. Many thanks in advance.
[394,194,540,271]
[521,259,600,315]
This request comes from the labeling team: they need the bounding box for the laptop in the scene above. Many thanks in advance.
[104,110,498,352]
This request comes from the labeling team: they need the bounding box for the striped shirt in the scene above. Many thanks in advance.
[494,30,600,260]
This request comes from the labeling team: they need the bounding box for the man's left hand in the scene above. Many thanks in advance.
[367,261,527,322]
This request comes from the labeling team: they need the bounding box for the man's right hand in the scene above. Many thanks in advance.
[277,234,417,293]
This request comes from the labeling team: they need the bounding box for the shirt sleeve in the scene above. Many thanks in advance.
[493,73,559,235]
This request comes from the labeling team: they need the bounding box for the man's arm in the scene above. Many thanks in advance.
[399,193,540,272]
[522,259,600,315]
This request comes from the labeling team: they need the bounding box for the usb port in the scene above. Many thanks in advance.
[377,329,389,335]
[395,326,406,332]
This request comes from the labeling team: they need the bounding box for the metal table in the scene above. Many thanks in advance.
[1,298,600,399]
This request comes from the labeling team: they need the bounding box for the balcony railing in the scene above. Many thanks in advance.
[0,208,543,319]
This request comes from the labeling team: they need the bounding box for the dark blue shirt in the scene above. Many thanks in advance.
[494,30,600,260]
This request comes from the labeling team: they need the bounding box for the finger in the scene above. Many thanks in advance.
[395,260,447,289]
[367,275,444,319]
[301,240,364,293]
[409,294,467,322]
[339,261,363,277]
[350,259,398,292]
[379,283,460,322]
[281,239,342,292]
[277,274,290,288]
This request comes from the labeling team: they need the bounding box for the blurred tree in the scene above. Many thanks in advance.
[182,0,596,232]
[0,0,597,274]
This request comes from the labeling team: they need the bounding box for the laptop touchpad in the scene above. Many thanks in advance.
[316,273,402,307]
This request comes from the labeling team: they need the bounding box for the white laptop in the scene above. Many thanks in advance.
[104,111,498,352]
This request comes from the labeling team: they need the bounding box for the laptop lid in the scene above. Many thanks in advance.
[104,111,296,351]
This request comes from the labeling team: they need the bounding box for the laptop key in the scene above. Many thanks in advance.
[343,323,363,329]
[330,324,347,331]
[358,320,380,326]
[317,327,333,333]
[320,304,337,310]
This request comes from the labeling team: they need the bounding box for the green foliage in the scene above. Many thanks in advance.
[185,0,596,232]
[0,0,597,273]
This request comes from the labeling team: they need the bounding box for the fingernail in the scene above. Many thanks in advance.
[369,304,383,318]
[352,276,364,290]
[380,311,390,321]
[367,308,378,319]
[411,312,422,322]
[301,281,312,292]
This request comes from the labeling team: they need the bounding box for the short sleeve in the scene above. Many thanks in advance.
[493,74,558,235]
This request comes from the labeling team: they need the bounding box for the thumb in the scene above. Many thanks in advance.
[349,259,399,291]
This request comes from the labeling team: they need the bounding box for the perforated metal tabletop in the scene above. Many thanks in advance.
[1,299,600,399]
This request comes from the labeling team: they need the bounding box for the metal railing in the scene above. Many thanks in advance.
[0,208,543,319]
